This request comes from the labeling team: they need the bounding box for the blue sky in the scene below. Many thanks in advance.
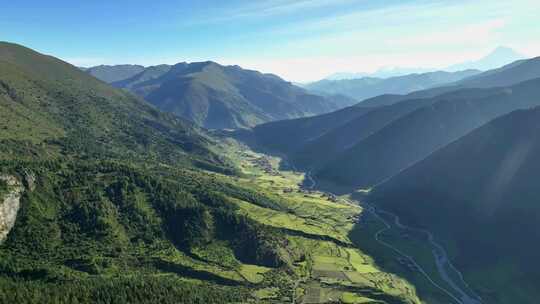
[2,0,540,81]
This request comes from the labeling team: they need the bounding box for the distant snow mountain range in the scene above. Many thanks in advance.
[325,67,434,80]
[325,46,525,80]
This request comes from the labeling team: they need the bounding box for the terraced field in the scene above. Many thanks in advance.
[217,140,422,304]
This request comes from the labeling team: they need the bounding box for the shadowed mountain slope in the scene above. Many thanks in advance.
[246,57,540,166]
[251,105,374,154]
[317,78,540,189]
[368,106,540,304]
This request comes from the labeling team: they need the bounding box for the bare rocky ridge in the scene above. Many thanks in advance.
[0,175,23,242]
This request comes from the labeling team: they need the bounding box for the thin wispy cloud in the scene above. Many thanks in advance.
[209,0,539,81]
[7,0,538,82]
[186,0,405,27]
[230,0,361,17]
[388,19,507,49]
[204,0,360,21]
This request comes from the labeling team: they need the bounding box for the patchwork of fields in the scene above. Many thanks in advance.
[218,140,422,303]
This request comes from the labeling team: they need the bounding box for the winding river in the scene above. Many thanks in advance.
[303,170,482,304]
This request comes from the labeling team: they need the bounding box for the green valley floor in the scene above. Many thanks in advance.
[217,138,483,304]
[217,139,423,303]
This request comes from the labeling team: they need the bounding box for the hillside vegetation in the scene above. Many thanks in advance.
[0,42,233,173]
[0,42,428,304]
[0,160,291,303]
[109,62,350,129]
[0,41,284,303]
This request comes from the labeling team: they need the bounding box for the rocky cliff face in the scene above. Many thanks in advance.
[0,175,23,242]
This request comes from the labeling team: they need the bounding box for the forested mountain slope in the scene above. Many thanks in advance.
[0,42,292,302]
[112,61,345,129]
[0,42,231,173]
[0,42,423,304]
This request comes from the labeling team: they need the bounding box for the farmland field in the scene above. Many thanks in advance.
[216,140,423,303]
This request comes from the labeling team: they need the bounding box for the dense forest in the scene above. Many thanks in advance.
[0,42,305,303]
[0,159,301,303]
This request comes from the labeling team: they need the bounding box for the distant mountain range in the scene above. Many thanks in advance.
[82,47,525,130]
[322,46,525,81]
[85,63,355,129]
[306,69,480,102]
[249,55,540,191]
[446,46,525,71]
[360,55,540,108]
[84,64,146,83]
[325,67,435,80]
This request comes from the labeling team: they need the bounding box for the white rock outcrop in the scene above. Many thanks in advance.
[0,175,23,243]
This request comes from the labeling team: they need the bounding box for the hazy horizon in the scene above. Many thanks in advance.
[2,0,540,82]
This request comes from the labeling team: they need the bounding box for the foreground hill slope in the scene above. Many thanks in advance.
[0,42,230,172]
[0,42,423,304]
[0,42,289,302]
[113,62,345,129]
[369,106,540,303]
